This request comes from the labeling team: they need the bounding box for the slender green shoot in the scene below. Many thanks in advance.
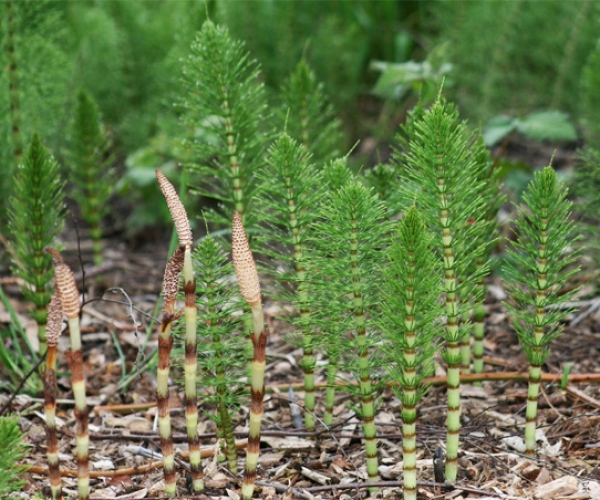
[194,235,246,474]
[68,88,114,266]
[258,133,321,430]
[503,166,580,456]
[379,206,440,500]
[8,133,65,355]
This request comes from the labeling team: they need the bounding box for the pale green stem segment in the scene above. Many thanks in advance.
[525,217,549,456]
[349,222,379,486]
[67,316,90,500]
[525,365,542,455]
[401,247,419,500]
[288,191,316,430]
[439,180,461,483]
[221,83,245,217]
[183,248,203,491]
[472,301,486,384]
[323,352,339,426]
[402,418,417,500]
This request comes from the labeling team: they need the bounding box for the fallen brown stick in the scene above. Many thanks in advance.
[24,440,249,479]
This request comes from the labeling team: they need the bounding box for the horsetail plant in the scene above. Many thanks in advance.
[182,20,270,229]
[68,88,114,265]
[258,133,322,430]
[469,138,505,378]
[232,211,266,500]
[503,166,580,456]
[379,206,440,500]
[47,248,88,500]
[278,58,343,163]
[194,234,247,473]
[8,133,65,354]
[156,169,204,492]
[396,98,488,482]
[44,292,63,500]
[315,157,354,426]
[156,244,184,495]
[311,178,388,486]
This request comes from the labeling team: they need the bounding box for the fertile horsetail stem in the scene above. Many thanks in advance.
[47,249,88,500]
[156,169,193,247]
[44,292,63,500]
[156,169,203,491]
[157,246,185,495]
[232,211,266,500]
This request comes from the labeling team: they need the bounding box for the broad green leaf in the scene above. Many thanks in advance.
[516,111,577,142]
[483,116,517,146]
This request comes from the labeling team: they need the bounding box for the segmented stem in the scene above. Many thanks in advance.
[48,250,89,500]
[183,246,203,490]
[349,219,380,485]
[44,292,63,500]
[472,262,486,382]
[525,209,550,456]
[157,246,185,496]
[232,212,266,500]
[438,178,461,484]
[221,83,245,217]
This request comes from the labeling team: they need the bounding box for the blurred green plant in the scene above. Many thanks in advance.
[0,415,27,496]
[8,133,65,354]
[68,88,114,265]
[429,1,597,121]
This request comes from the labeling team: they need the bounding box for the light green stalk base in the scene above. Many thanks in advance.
[525,365,541,456]
[445,360,461,483]
[402,418,417,500]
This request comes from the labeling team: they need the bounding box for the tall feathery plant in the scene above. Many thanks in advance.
[503,166,580,456]
[257,133,322,430]
[68,88,114,266]
[315,157,354,425]
[8,133,65,355]
[311,178,388,486]
[468,137,504,378]
[47,249,89,500]
[379,206,440,500]
[395,98,488,482]
[194,234,247,474]
[278,58,343,164]
[231,212,267,500]
[181,20,270,229]
[155,169,203,493]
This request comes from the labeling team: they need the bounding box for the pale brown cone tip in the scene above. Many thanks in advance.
[46,248,80,319]
[46,292,63,346]
[156,169,193,247]
[163,246,185,303]
[231,211,261,307]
